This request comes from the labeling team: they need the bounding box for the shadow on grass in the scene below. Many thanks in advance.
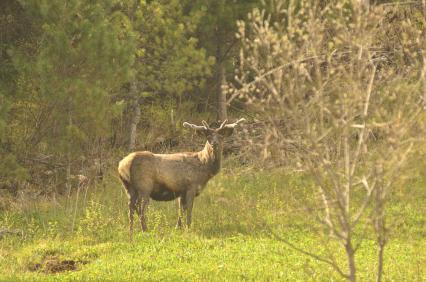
[195,222,269,239]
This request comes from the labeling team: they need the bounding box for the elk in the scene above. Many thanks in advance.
[118,118,245,239]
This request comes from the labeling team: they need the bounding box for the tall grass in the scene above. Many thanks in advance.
[0,163,424,281]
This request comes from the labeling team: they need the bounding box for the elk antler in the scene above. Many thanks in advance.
[218,119,228,130]
[183,122,208,131]
[224,118,246,129]
[201,120,211,130]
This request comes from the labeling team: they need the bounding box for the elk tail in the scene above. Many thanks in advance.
[118,153,135,192]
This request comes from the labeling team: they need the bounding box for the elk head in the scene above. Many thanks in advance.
[183,118,246,149]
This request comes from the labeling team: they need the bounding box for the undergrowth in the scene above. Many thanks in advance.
[0,165,424,281]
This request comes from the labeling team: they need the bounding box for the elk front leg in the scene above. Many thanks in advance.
[184,189,196,228]
[176,197,185,229]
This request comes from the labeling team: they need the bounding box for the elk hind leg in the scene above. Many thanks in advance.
[137,194,150,232]
[128,195,137,241]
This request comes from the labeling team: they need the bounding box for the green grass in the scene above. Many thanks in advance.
[0,167,425,281]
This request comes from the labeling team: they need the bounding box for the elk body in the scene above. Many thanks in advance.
[118,119,245,239]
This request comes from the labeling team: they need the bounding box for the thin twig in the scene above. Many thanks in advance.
[267,226,349,279]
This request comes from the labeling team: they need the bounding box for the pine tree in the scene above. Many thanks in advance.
[119,0,214,150]
[1,0,136,190]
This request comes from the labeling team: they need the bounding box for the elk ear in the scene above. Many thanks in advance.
[218,127,234,137]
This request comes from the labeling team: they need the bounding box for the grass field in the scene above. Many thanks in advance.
[0,166,425,281]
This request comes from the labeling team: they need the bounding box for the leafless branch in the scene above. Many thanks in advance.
[268,227,349,279]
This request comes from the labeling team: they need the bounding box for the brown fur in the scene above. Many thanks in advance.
[118,119,244,239]
[118,140,223,237]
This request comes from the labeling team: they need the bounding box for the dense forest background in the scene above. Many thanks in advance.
[0,0,424,196]
[1,0,425,199]
[0,0,260,198]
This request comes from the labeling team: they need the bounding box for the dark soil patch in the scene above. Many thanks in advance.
[28,255,88,274]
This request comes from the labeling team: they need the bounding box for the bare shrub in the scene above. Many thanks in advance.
[231,1,426,281]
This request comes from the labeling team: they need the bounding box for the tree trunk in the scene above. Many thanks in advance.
[128,82,140,151]
[217,62,227,121]
[375,163,386,282]
[216,26,227,122]
[66,100,72,201]
[345,241,357,282]
[376,242,384,282]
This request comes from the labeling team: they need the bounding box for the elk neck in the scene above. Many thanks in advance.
[198,141,223,176]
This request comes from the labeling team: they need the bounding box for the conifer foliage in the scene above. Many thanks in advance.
[0,0,217,192]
